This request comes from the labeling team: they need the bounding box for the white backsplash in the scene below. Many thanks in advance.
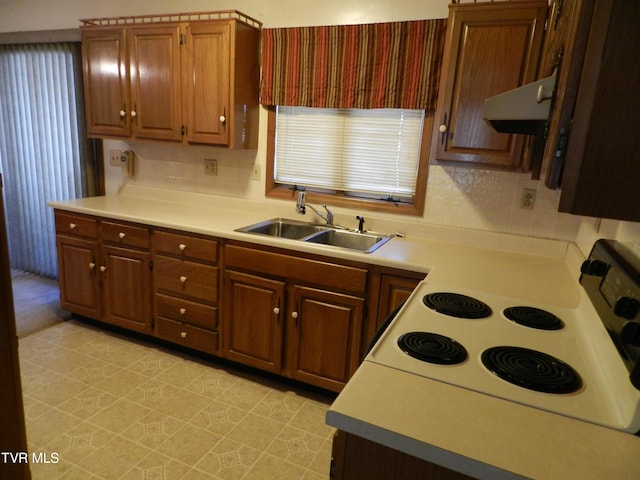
[104,134,637,253]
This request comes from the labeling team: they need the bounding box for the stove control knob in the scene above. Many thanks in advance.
[621,321,640,347]
[614,296,640,320]
[580,259,608,276]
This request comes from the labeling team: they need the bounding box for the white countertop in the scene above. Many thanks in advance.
[49,186,640,479]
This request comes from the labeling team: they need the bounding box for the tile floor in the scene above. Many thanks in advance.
[19,319,335,479]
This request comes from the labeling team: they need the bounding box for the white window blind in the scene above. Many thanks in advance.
[274,107,424,200]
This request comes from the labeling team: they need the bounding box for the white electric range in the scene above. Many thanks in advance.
[366,240,640,434]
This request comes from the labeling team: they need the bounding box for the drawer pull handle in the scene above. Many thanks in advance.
[89,262,95,270]
[100,266,106,272]
[69,222,77,229]
[179,243,186,251]
[119,232,126,239]
[180,331,187,339]
[179,308,186,315]
[273,307,280,315]
[180,276,187,283]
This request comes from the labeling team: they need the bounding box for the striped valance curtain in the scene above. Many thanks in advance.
[260,19,447,110]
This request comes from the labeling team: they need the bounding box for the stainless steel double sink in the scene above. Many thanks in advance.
[235,218,393,253]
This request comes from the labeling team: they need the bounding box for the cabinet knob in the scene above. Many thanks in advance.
[89,262,96,270]
[180,275,187,283]
[291,311,298,319]
[180,331,187,339]
[537,84,554,103]
[273,307,280,315]
[100,265,106,272]
[179,308,186,315]
[131,110,137,118]
[69,222,76,229]
[118,232,126,239]
[438,124,447,133]
[119,110,126,118]
[179,243,186,251]
[219,115,226,123]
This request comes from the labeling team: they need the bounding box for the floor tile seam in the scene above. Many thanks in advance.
[265,421,332,472]
[243,450,312,479]
[119,444,197,480]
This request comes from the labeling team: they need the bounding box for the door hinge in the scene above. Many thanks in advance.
[181,125,187,136]
[179,33,185,46]
[149,260,153,271]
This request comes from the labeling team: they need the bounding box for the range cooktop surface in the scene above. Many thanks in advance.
[366,280,640,433]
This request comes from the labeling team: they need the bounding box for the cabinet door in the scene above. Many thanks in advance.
[56,235,101,318]
[558,0,640,221]
[81,27,130,137]
[101,245,152,333]
[223,270,285,373]
[129,24,183,141]
[376,274,421,329]
[431,2,547,170]
[288,286,364,391]
[184,21,230,145]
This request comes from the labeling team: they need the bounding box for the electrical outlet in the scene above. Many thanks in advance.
[520,188,537,209]
[252,163,261,181]
[109,150,122,167]
[203,159,217,175]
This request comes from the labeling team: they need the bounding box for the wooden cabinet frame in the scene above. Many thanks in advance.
[431,1,547,170]
[54,210,424,392]
[80,12,261,148]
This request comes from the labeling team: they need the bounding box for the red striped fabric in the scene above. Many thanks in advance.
[260,19,446,110]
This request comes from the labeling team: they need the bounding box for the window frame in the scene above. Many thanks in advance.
[265,107,433,216]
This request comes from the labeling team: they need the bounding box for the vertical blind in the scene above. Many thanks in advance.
[275,107,424,199]
[0,43,87,278]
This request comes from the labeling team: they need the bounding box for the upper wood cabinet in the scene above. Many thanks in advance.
[128,24,183,142]
[80,11,261,148]
[539,0,594,189]
[81,27,130,138]
[431,1,547,170]
[555,0,640,221]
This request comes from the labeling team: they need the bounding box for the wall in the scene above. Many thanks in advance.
[2,0,639,256]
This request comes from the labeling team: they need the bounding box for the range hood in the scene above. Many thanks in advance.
[483,70,557,136]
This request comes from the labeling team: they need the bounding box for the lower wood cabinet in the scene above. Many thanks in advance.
[331,430,475,480]
[152,229,220,354]
[56,233,101,319]
[223,270,285,373]
[289,285,364,390]
[101,244,151,333]
[223,242,368,392]
[55,210,153,333]
[55,210,424,393]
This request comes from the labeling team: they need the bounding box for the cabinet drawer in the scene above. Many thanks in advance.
[55,211,98,238]
[101,221,150,249]
[225,244,368,294]
[154,255,218,303]
[155,293,218,330]
[156,317,218,355]
[154,230,218,264]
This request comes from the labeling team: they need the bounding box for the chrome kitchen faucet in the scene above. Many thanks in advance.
[296,191,334,225]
